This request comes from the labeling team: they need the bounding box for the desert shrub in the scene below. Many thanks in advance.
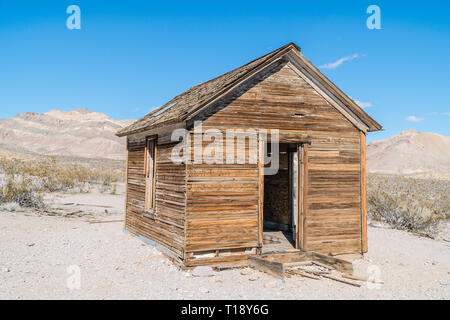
[0,156,123,209]
[0,175,44,208]
[367,175,449,237]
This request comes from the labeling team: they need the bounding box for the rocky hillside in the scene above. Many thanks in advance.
[367,129,450,179]
[0,109,134,160]
[1,109,448,175]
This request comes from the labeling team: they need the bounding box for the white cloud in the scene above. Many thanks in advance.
[406,116,424,123]
[355,100,373,109]
[319,54,361,70]
[349,96,372,109]
[443,112,450,116]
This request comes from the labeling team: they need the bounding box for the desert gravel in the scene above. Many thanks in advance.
[0,191,449,300]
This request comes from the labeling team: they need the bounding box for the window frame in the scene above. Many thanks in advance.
[144,136,157,212]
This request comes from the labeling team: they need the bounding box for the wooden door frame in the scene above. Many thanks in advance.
[257,139,309,253]
[296,143,309,250]
[257,139,264,252]
[144,135,157,211]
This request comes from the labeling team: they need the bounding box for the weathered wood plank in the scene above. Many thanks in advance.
[248,256,285,279]
[307,252,353,274]
[361,131,368,253]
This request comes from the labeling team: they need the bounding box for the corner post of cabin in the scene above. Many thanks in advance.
[360,131,368,253]
[124,137,129,230]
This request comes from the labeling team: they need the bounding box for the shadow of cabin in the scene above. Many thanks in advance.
[116,42,382,268]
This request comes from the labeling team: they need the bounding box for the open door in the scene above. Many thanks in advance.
[258,141,308,253]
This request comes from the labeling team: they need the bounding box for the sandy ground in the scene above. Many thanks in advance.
[0,189,449,300]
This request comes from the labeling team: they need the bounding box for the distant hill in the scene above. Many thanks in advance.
[367,129,450,179]
[0,109,134,160]
[2,110,448,175]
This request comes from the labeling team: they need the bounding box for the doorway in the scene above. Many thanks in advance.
[262,143,303,253]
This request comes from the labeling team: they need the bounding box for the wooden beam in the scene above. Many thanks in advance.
[274,132,311,144]
[152,138,158,209]
[87,219,124,224]
[123,122,185,140]
[124,139,129,230]
[157,132,183,145]
[286,269,320,280]
[361,132,368,253]
[308,271,361,287]
[307,252,353,274]
[248,256,285,279]
[284,261,313,268]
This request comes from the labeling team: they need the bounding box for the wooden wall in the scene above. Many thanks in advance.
[196,63,363,255]
[125,138,186,261]
[125,61,365,265]
[184,133,259,266]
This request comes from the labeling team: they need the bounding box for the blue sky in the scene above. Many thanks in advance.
[0,0,449,142]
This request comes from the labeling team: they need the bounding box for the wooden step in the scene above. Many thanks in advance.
[248,251,353,279]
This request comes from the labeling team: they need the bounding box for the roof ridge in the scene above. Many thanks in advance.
[188,42,299,90]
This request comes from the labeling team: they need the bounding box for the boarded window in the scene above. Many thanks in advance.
[145,137,156,210]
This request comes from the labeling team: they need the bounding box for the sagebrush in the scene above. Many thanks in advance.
[367,175,449,237]
[0,157,123,208]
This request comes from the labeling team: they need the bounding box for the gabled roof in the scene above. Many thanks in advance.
[117,43,381,137]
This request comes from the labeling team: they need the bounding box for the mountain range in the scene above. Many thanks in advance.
[0,109,448,178]
[0,109,133,160]
[367,129,450,179]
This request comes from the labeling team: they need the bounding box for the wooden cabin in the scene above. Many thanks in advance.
[116,43,382,268]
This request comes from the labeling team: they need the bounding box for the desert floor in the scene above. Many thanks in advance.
[0,188,449,300]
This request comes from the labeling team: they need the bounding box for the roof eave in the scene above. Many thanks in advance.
[116,119,186,138]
